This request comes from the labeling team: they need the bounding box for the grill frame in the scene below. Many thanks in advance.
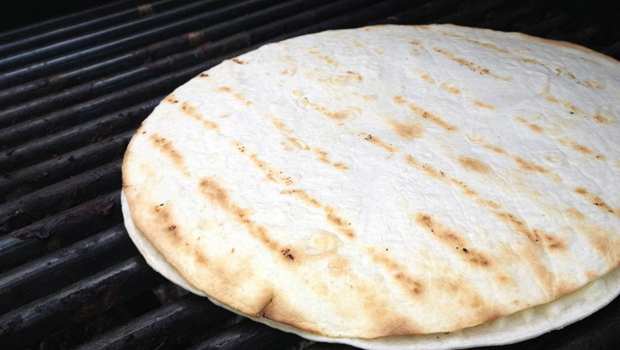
[1,1,620,349]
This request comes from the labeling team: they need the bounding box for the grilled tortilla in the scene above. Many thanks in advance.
[121,190,620,349]
[122,24,620,339]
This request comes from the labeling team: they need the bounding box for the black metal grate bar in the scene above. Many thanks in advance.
[430,0,511,26]
[0,191,121,271]
[187,319,302,350]
[603,41,620,60]
[370,0,460,25]
[1,130,135,202]
[0,100,157,177]
[0,0,240,73]
[0,0,145,45]
[0,0,199,57]
[0,0,279,89]
[0,63,208,144]
[0,0,345,122]
[306,343,358,350]
[0,160,121,234]
[0,256,164,350]
[0,224,134,314]
[75,295,234,350]
[0,0,394,163]
[475,1,547,31]
[0,0,334,107]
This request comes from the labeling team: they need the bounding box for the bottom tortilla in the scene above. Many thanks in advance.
[121,190,620,350]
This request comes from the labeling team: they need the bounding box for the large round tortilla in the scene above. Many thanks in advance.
[122,190,620,349]
[122,24,620,339]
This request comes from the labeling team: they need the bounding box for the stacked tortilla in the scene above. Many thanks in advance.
[121,25,620,349]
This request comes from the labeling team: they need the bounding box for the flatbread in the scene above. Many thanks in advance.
[122,24,620,339]
[122,190,620,349]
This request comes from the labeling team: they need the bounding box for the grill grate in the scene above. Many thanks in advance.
[1,0,620,349]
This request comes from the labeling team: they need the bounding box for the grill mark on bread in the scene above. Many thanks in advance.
[369,312,422,337]
[319,71,363,85]
[476,198,502,209]
[472,100,497,111]
[362,95,376,101]
[465,134,510,155]
[358,133,399,153]
[386,34,423,47]
[231,58,249,65]
[324,206,355,239]
[494,213,542,243]
[261,114,349,172]
[458,156,491,174]
[432,47,511,81]
[514,116,544,133]
[260,295,320,333]
[198,177,301,264]
[393,96,458,132]
[323,108,362,121]
[215,86,252,106]
[414,69,436,84]
[435,31,510,54]
[281,189,322,208]
[538,87,614,124]
[312,256,424,337]
[581,79,602,89]
[149,134,189,176]
[413,69,461,95]
[404,155,558,251]
[574,188,620,218]
[388,121,424,140]
[575,224,620,267]
[366,248,425,297]
[150,204,181,244]
[304,99,361,122]
[164,94,179,104]
[556,69,602,89]
[516,57,549,69]
[433,277,507,328]
[513,156,550,174]
[415,213,492,268]
[553,280,580,299]
[312,148,330,163]
[566,208,585,220]
[483,144,508,155]
[268,116,294,135]
[278,190,355,239]
[440,82,461,94]
[180,101,219,131]
[542,233,566,251]
[579,57,599,65]
[514,116,605,161]
[308,49,340,66]
[405,155,477,196]
[558,138,605,160]
[555,67,576,79]
[231,141,294,186]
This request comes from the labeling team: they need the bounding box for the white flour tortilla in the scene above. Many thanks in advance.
[122,24,620,341]
[122,190,620,349]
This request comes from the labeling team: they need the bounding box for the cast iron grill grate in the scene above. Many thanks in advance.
[1,0,619,349]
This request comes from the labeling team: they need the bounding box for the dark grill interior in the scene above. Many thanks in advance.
[1,1,620,349]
